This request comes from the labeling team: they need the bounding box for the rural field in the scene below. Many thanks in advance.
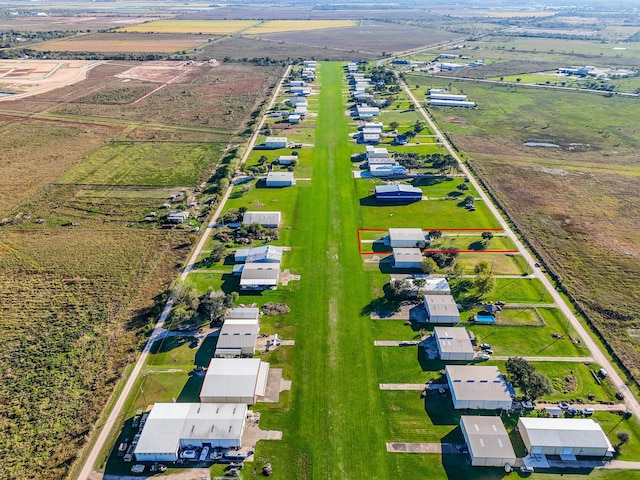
[33,33,214,53]
[0,49,280,479]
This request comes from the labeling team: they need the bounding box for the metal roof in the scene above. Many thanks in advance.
[245,246,283,263]
[389,228,425,242]
[266,172,294,182]
[242,211,281,227]
[135,403,247,455]
[434,326,474,354]
[460,415,515,460]
[424,294,459,316]
[393,248,423,263]
[217,319,259,350]
[265,137,287,143]
[226,307,260,321]
[446,365,512,402]
[201,358,268,400]
[240,263,280,286]
[376,185,422,194]
[518,418,614,451]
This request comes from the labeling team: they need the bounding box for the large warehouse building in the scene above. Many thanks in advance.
[423,294,460,324]
[518,417,614,459]
[446,365,513,410]
[388,228,426,248]
[200,358,269,405]
[460,416,516,467]
[375,184,423,202]
[433,326,474,361]
[214,319,260,358]
[133,403,247,462]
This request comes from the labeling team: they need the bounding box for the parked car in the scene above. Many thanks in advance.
[558,402,570,410]
[131,465,145,474]
[477,353,490,361]
[599,368,608,378]
[566,408,578,416]
[520,465,535,473]
[181,449,197,460]
[117,441,128,457]
[480,343,492,350]
[582,408,595,415]
[521,401,535,410]
[484,349,494,355]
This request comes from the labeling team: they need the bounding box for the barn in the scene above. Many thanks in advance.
[200,358,270,405]
[266,171,295,187]
[133,403,247,462]
[375,185,422,202]
[423,294,460,324]
[460,416,516,467]
[388,228,426,248]
[446,365,513,410]
[433,326,474,361]
[393,248,423,269]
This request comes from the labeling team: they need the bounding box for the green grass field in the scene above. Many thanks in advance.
[59,142,224,186]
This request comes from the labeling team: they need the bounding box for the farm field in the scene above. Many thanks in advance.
[0,14,162,32]
[0,42,279,479]
[32,33,213,53]
[58,142,224,186]
[407,73,640,383]
[117,19,257,34]
[244,20,357,34]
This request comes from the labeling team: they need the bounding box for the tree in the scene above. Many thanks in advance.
[474,261,491,275]
[208,243,225,264]
[464,195,475,205]
[413,278,426,288]
[473,272,495,297]
[414,120,425,133]
[506,357,535,384]
[452,261,466,278]
[525,371,553,400]
[428,230,442,241]
[481,231,494,241]
[389,121,399,130]
[457,183,469,191]
[421,257,438,274]
[617,430,631,447]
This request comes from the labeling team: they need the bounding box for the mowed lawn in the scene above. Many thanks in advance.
[59,142,224,186]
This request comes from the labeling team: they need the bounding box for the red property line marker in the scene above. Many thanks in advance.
[358,227,503,232]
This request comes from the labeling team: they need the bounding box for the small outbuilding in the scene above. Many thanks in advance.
[393,248,423,269]
[214,319,260,358]
[375,185,422,202]
[242,211,281,228]
[460,416,516,467]
[388,228,426,248]
[166,211,189,224]
[225,307,260,322]
[446,365,513,410]
[518,417,614,459]
[200,358,269,405]
[433,326,474,361]
[133,403,247,462]
[423,294,460,324]
[276,155,298,165]
[266,171,295,187]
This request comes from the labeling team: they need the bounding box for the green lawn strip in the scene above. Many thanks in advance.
[466,309,586,357]
[376,347,444,384]
[371,319,424,342]
[530,361,618,403]
[431,234,517,251]
[593,411,640,460]
[458,253,528,275]
[250,62,391,479]
[59,142,224,186]
[482,277,554,303]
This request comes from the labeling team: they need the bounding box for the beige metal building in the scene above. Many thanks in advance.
[460,416,516,467]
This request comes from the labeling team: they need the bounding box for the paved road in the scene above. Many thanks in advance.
[401,80,640,420]
[78,65,292,480]
[535,402,627,412]
[491,356,594,362]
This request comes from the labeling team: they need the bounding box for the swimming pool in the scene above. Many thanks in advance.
[476,314,496,324]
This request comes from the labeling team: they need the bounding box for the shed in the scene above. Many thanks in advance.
[362,133,380,144]
[288,114,301,124]
[434,326,474,361]
[518,417,614,458]
[446,365,513,410]
[200,358,269,404]
[225,307,260,321]
[393,248,423,269]
[460,416,516,467]
[134,403,247,462]
[366,145,389,159]
[375,185,422,202]
[430,93,468,101]
[239,263,280,290]
[430,99,476,108]
[388,228,425,248]
[277,155,298,165]
[369,164,406,177]
[167,211,189,224]
[265,137,287,149]
[244,245,283,264]
[266,172,295,187]
[423,295,460,324]
[242,211,281,228]
[214,319,260,358]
